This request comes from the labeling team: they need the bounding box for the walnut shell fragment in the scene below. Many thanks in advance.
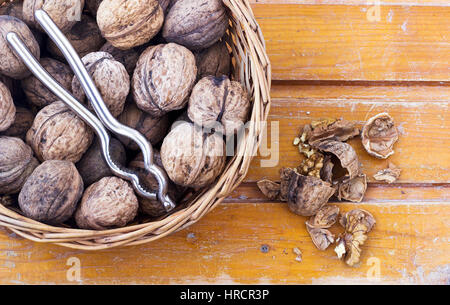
[373,162,401,183]
[320,155,334,183]
[306,225,335,251]
[307,118,360,145]
[0,80,16,132]
[306,205,340,229]
[312,139,360,179]
[257,179,281,201]
[336,174,367,203]
[335,209,376,267]
[285,170,335,217]
[75,176,138,230]
[361,113,399,159]
[162,0,228,51]
[18,160,83,224]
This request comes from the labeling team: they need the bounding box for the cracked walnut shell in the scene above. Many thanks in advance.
[97,0,164,50]
[362,113,399,159]
[0,80,16,132]
[161,121,226,188]
[163,0,228,51]
[132,43,197,117]
[75,176,138,230]
[72,52,130,117]
[336,174,367,203]
[0,16,40,79]
[18,160,83,224]
[26,101,93,162]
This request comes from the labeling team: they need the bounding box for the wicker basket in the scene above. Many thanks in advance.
[0,0,271,250]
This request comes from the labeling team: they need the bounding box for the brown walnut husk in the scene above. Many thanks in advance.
[188,76,250,136]
[336,174,367,203]
[257,179,281,201]
[117,102,169,150]
[72,52,130,117]
[47,14,105,60]
[361,112,399,159]
[18,160,83,224]
[21,58,73,107]
[0,136,39,194]
[0,16,40,79]
[132,43,197,117]
[373,162,401,183]
[26,101,93,162]
[162,0,228,51]
[100,42,139,75]
[0,107,34,140]
[23,0,84,33]
[75,176,138,230]
[97,0,164,50]
[161,121,226,188]
[0,80,16,132]
[335,209,376,266]
[76,137,127,186]
[194,40,231,80]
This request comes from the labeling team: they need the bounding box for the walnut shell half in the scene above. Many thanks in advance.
[0,80,16,132]
[18,160,83,224]
[362,112,399,159]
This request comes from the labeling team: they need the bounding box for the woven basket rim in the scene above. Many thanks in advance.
[0,0,272,250]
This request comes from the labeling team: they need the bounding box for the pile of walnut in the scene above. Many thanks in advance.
[0,0,250,230]
[258,115,400,266]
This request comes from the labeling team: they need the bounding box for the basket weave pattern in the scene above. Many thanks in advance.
[0,0,271,250]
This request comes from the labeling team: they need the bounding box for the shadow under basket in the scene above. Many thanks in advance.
[0,0,271,250]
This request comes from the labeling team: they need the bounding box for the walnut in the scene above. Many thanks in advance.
[72,52,130,117]
[0,1,23,18]
[188,76,250,136]
[194,40,231,80]
[0,194,14,207]
[18,160,83,224]
[47,15,105,60]
[129,151,186,217]
[23,0,84,33]
[85,0,102,16]
[0,107,34,140]
[162,0,228,51]
[21,58,73,107]
[257,179,281,201]
[320,155,334,183]
[158,0,171,14]
[160,121,226,188]
[117,102,169,150]
[97,0,164,50]
[306,225,335,251]
[307,118,360,145]
[0,136,39,194]
[373,162,401,183]
[335,209,376,266]
[335,174,367,203]
[99,42,139,75]
[26,101,93,162]
[74,176,138,230]
[362,112,399,159]
[306,205,340,229]
[0,16,40,79]
[0,80,16,132]
[312,139,360,179]
[76,137,127,186]
[285,169,335,216]
[132,43,197,117]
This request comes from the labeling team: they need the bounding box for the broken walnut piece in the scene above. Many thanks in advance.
[306,224,335,251]
[373,162,401,183]
[335,209,376,266]
[361,112,399,159]
[306,205,340,229]
[336,174,367,203]
[308,118,360,145]
[256,179,281,201]
[297,150,324,178]
[320,155,334,183]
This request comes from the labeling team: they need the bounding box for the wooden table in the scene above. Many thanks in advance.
[1,1,449,284]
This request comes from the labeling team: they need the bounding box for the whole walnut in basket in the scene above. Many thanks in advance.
[0,80,16,132]
[99,42,139,75]
[0,107,34,140]
[18,160,83,224]
[72,52,130,117]
[0,136,39,194]
[161,121,226,188]
[26,101,93,162]
[132,43,197,117]
[75,176,139,230]
[117,102,169,150]
[47,14,105,60]
[97,0,164,50]
[195,40,231,80]
[76,137,127,186]
[21,58,74,108]
[163,0,228,51]
[23,0,84,33]
[188,75,250,136]
[0,16,40,79]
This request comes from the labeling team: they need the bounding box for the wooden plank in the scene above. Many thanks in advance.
[0,201,448,284]
[250,1,450,5]
[245,84,450,183]
[251,4,450,81]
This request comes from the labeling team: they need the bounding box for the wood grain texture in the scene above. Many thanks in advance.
[252,4,450,81]
[0,201,448,284]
